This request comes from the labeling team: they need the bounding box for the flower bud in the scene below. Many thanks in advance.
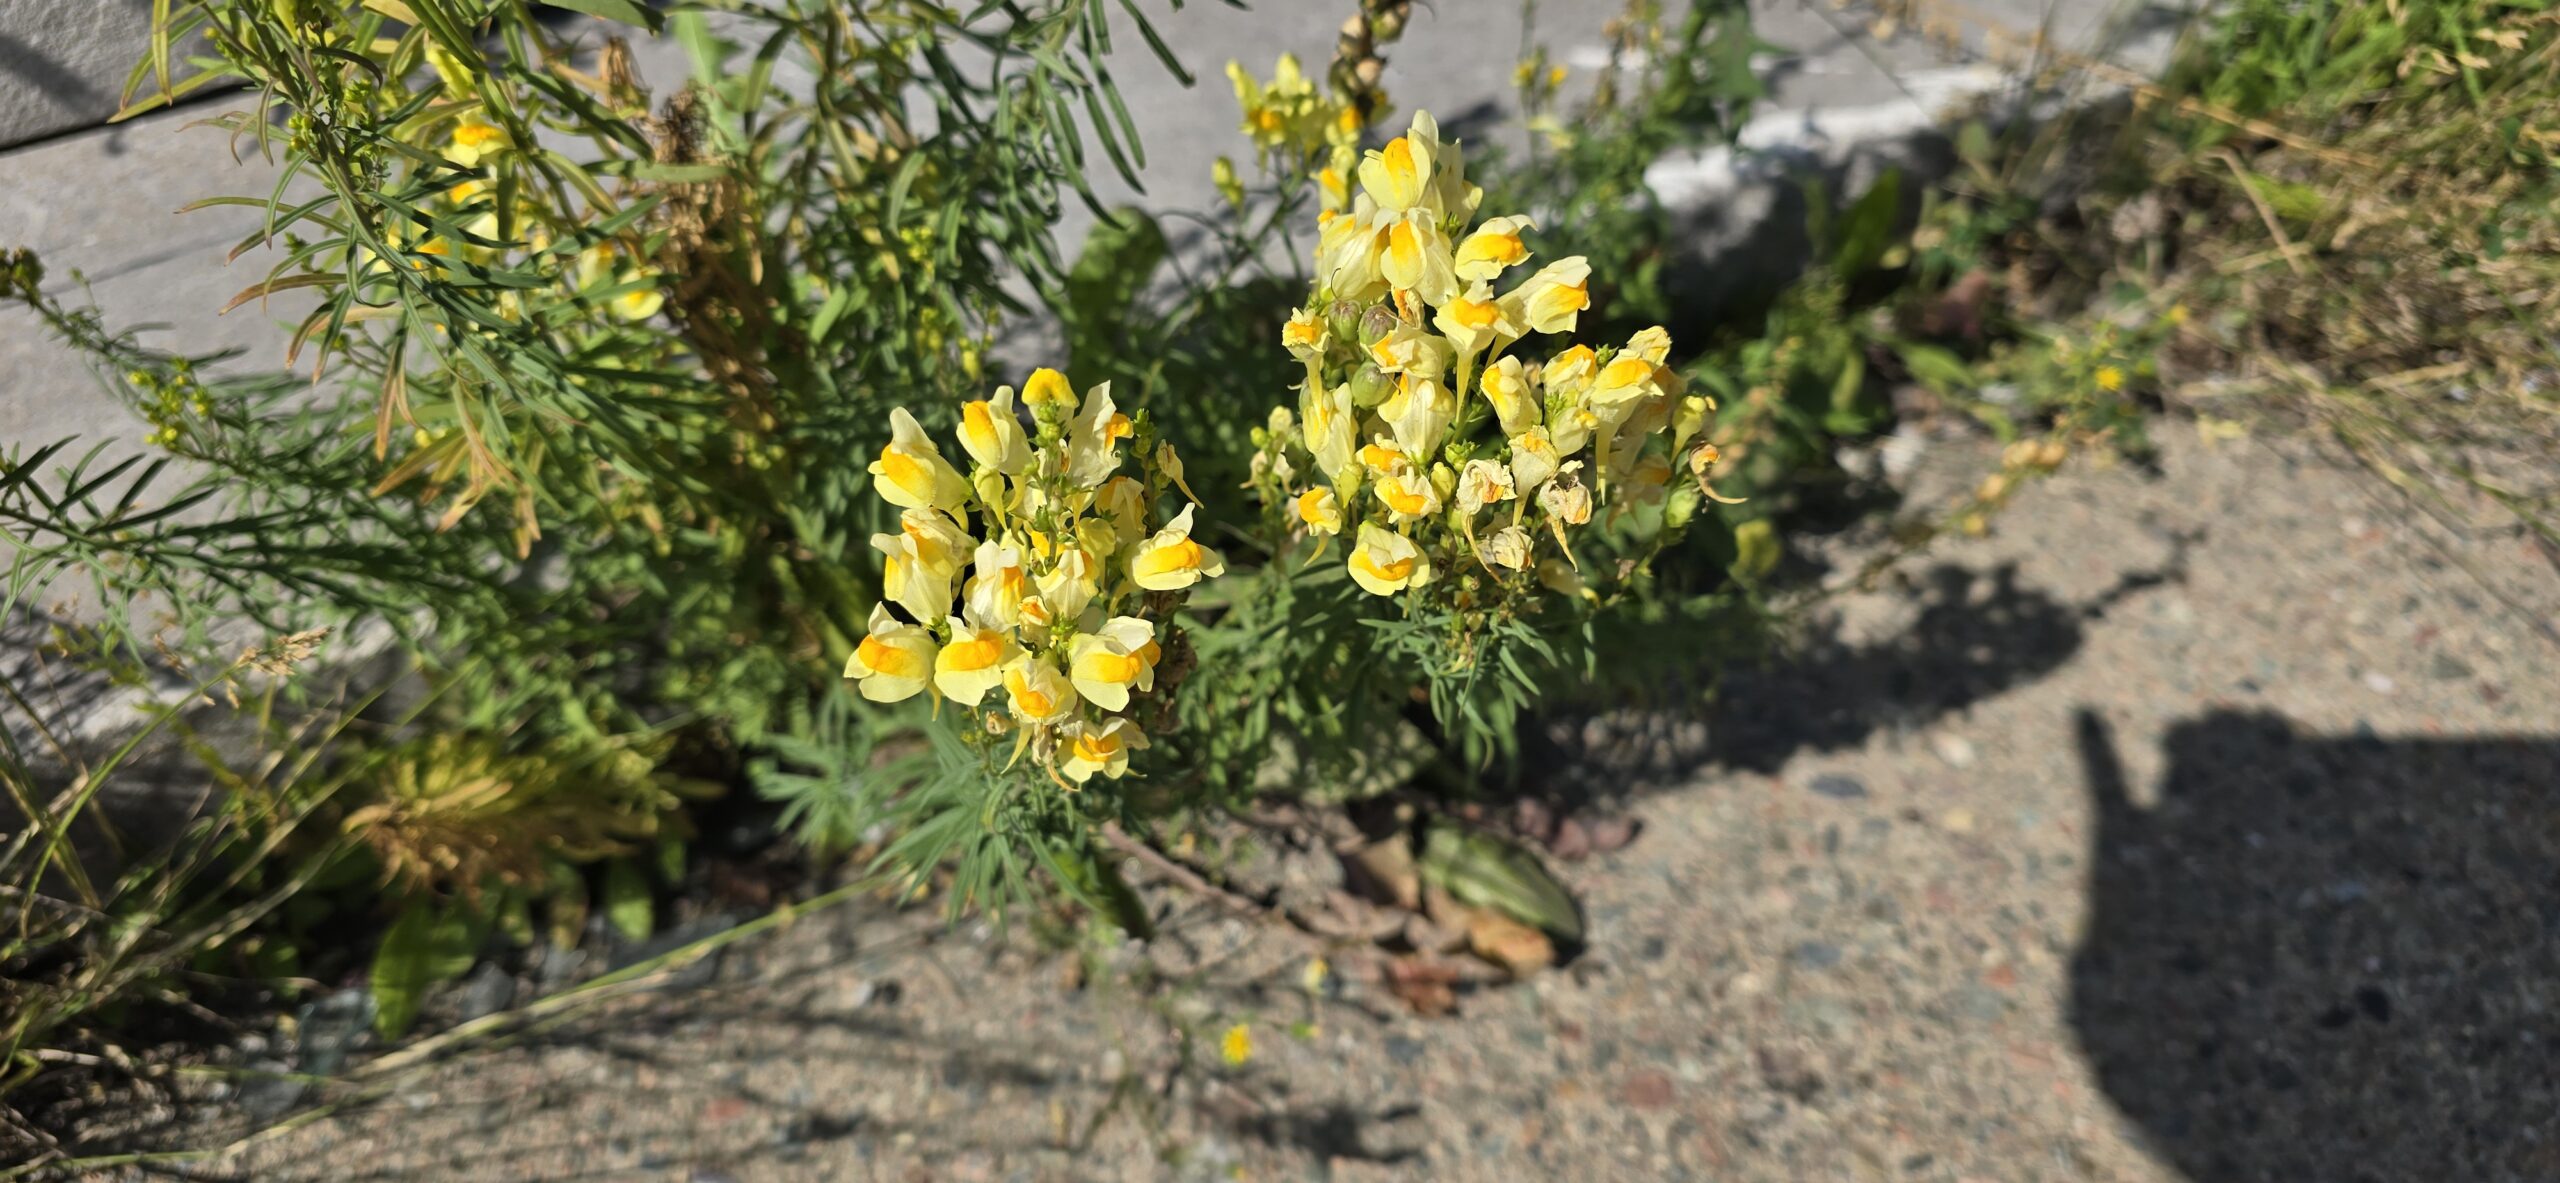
[1327,299,1365,343]
[1212,156,1245,211]
[1358,304,1399,345]
[1348,363,1394,408]
[1332,463,1366,503]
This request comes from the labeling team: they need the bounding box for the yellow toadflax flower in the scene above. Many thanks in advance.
[1032,545,1101,624]
[1454,215,1536,283]
[1155,442,1202,505]
[1508,426,1564,493]
[446,117,511,167]
[1500,256,1593,337]
[1358,123,1435,213]
[1348,523,1431,596]
[1096,474,1149,541]
[845,605,937,703]
[1431,281,1518,359]
[1282,308,1329,363]
[576,244,665,322]
[1379,374,1458,458]
[1479,355,1540,436]
[962,540,1028,627]
[1372,460,1442,523]
[1301,384,1359,484]
[1481,524,1534,570]
[1129,505,1226,592]
[1067,616,1160,710]
[1212,155,1246,211]
[1227,54,1317,154]
[1020,366,1079,419]
[870,408,971,511]
[1002,656,1075,725]
[957,386,1030,474]
[1294,486,1345,536]
[872,509,968,623]
[934,615,1021,705]
[1316,146,1354,214]
[1379,211,1457,307]
[1064,383,1133,489]
[1059,716,1148,784]
[1456,458,1517,509]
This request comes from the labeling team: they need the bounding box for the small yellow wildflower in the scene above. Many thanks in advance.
[1500,256,1593,336]
[1020,366,1078,416]
[1058,716,1147,783]
[1129,505,1225,591]
[870,408,971,511]
[934,616,1020,705]
[1001,656,1074,725]
[957,386,1030,474]
[1067,616,1160,711]
[1348,523,1430,596]
[2095,365,2126,392]
[1294,486,1344,536]
[1219,1023,1253,1066]
[845,605,937,703]
[446,117,511,167]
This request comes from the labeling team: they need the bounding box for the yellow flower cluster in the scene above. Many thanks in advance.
[844,371,1223,785]
[1261,110,1734,601]
[1226,53,1373,211]
[407,115,660,324]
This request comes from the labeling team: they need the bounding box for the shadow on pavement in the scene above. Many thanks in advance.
[1521,550,2187,806]
[2070,709,2560,1182]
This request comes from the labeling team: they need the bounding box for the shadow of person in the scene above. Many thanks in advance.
[2069,709,2560,1181]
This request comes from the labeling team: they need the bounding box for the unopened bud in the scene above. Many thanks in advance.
[1348,363,1394,408]
[1327,299,1365,343]
[1358,304,1398,345]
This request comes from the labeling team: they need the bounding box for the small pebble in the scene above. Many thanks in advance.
[2363,671,2397,694]
[1932,734,1978,768]
[1809,774,1869,801]
[1942,808,1977,835]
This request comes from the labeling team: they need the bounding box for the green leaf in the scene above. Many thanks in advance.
[1418,822,1583,943]
[541,0,664,31]
[602,858,653,943]
[371,900,481,1038]
[1894,340,1975,396]
[1831,167,1904,277]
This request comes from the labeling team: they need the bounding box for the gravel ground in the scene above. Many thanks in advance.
[101,429,2560,1183]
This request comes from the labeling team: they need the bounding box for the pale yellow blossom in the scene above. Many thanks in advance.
[844,605,937,702]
